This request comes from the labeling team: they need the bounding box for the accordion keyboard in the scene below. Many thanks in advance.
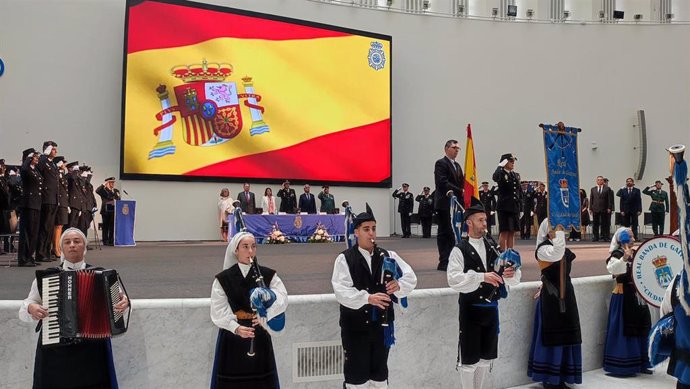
[41,274,61,345]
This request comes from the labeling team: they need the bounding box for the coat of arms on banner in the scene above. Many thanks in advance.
[652,255,674,288]
[148,59,271,159]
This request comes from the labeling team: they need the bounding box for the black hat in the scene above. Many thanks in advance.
[104,176,116,182]
[22,148,36,160]
[500,153,517,162]
[402,183,409,187]
[481,181,489,185]
[79,165,90,172]
[353,203,376,229]
[423,186,430,191]
[42,141,57,154]
[463,197,486,221]
[66,161,79,169]
[655,180,663,185]
[53,156,65,165]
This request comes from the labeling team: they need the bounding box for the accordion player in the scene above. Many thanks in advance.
[19,227,129,389]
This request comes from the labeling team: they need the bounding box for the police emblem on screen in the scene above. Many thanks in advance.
[368,42,386,71]
[149,59,271,159]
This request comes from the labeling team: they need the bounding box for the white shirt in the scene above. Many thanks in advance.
[210,263,288,334]
[19,260,87,322]
[660,274,678,316]
[536,231,566,262]
[448,237,521,293]
[331,247,417,310]
[606,250,628,276]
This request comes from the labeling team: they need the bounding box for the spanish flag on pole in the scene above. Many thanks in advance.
[463,124,479,208]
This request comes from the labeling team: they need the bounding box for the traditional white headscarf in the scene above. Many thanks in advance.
[535,219,551,248]
[59,227,88,263]
[223,232,254,270]
[609,227,632,254]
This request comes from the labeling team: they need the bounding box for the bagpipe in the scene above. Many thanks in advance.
[246,255,285,357]
[372,239,408,347]
[649,144,690,366]
[449,194,522,301]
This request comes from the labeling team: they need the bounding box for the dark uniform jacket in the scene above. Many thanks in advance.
[67,172,85,211]
[534,191,548,217]
[57,172,68,208]
[492,167,522,213]
[415,193,434,218]
[434,157,463,211]
[642,187,669,213]
[392,189,414,214]
[95,185,121,214]
[521,190,534,214]
[20,159,43,211]
[8,175,23,210]
[479,189,496,215]
[37,155,59,206]
[276,188,297,213]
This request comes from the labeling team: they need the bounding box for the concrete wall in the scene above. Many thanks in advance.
[1,0,688,240]
[1,276,649,389]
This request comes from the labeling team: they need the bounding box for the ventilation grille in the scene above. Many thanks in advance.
[292,341,344,383]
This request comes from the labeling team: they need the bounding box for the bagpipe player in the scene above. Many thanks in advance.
[210,232,287,389]
[447,198,521,389]
[331,204,417,388]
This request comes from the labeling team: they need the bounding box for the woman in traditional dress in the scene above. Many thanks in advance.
[603,227,652,376]
[19,227,129,389]
[527,219,582,389]
[210,232,287,389]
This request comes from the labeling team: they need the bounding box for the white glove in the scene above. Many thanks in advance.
[490,211,495,215]
[67,207,71,213]
[409,213,413,216]
[530,211,534,217]
[499,159,509,168]
[520,212,524,219]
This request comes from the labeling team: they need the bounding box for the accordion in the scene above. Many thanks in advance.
[40,269,130,346]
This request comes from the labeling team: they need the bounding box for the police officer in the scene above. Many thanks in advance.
[492,153,522,250]
[36,141,59,262]
[392,183,414,238]
[642,180,669,236]
[19,148,43,267]
[415,186,434,238]
[66,161,85,230]
[479,182,497,237]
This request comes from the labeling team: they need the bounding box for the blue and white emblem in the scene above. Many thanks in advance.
[368,42,386,71]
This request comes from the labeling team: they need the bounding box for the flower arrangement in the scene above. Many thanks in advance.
[308,223,332,243]
[265,223,289,244]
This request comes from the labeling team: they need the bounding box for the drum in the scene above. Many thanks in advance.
[632,236,684,308]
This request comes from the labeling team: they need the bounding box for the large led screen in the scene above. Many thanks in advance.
[121,0,392,186]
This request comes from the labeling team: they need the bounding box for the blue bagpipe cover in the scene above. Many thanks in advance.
[496,248,522,299]
[372,256,408,347]
[250,287,285,332]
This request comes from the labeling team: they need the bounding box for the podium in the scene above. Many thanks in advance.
[114,200,136,246]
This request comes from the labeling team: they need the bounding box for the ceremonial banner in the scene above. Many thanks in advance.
[121,0,392,186]
[541,123,581,231]
[228,214,345,243]
[463,124,479,209]
[114,200,136,247]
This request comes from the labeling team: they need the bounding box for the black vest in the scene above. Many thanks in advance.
[215,263,276,316]
[535,240,582,346]
[455,239,499,306]
[339,246,395,330]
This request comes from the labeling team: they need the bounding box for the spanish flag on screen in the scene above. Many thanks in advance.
[122,0,391,184]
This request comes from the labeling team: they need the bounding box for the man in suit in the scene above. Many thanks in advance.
[642,180,669,236]
[298,184,317,214]
[237,183,256,214]
[617,177,643,241]
[393,183,414,238]
[479,182,496,237]
[492,153,521,250]
[36,141,59,262]
[19,148,42,267]
[590,176,614,242]
[415,186,434,238]
[434,140,464,271]
[277,180,297,214]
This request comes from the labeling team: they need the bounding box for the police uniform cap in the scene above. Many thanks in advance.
[500,153,517,162]
[53,156,65,165]
[104,176,116,182]
[655,180,663,185]
[481,181,489,185]
[22,148,37,160]
[66,161,79,169]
